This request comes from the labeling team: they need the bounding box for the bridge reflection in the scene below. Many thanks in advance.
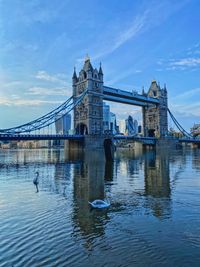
[1,148,196,241]
[144,150,171,218]
[72,150,108,246]
[70,148,173,241]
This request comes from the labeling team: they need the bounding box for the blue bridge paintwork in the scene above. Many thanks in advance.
[103,86,159,106]
[0,133,199,144]
[0,134,84,141]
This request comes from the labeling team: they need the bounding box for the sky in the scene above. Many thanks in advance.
[0,0,200,131]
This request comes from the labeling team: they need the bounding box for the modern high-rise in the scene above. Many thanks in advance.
[103,102,110,132]
[55,113,71,134]
[125,115,138,136]
[103,102,117,134]
[118,120,126,134]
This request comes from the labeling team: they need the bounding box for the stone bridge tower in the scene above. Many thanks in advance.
[72,56,104,135]
[143,81,168,137]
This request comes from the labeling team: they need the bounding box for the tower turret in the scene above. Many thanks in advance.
[143,80,168,137]
[73,57,104,135]
[98,62,103,82]
[72,67,78,83]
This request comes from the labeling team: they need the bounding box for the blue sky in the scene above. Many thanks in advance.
[0,0,200,131]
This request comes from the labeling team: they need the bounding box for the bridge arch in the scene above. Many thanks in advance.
[76,123,88,135]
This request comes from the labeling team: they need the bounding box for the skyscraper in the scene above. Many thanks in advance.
[103,102,117,134]
[125,115,138,136]
[55,113,71,134]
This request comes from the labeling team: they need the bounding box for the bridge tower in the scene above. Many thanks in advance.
[142,81,168,137]
[72,56,104,135]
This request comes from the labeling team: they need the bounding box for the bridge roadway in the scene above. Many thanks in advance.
[103,86,160,106]
[0,134,84,141]
[178,137,200,143]
[113,135,156,145]
[0,134,199,145]
[0,133,156,145]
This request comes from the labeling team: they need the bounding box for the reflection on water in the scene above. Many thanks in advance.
[0,147,200,266]
[144,150,171,218]
[73,151,106,241]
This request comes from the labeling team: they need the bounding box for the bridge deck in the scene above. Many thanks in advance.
[103,86,159,106]
[0,133,199,144]
[0,134,84,141]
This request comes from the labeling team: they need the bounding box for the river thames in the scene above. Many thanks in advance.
[0,147,200,267]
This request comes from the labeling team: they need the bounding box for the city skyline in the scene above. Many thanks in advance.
[0,0,200,131]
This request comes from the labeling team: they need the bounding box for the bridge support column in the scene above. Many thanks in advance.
[155,138,178,150]
[64,139,84,151]
[84,135,104,149]
[64,135,105,151]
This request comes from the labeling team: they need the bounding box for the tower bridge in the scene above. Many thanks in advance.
[73,57,168,138]
[0,57,199,150]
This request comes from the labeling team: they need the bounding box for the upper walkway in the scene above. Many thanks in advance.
[103,86,159,106]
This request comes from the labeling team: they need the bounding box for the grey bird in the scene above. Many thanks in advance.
[33,171,39,192]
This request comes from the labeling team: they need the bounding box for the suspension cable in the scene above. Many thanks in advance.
[167,108,192,137]
[0,89,88,134]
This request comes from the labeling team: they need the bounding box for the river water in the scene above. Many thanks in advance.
[0,147,200,267]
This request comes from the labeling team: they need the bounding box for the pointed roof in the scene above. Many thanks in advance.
[83,55,93,72]
[72,67,77,79]
[99,62,103,75]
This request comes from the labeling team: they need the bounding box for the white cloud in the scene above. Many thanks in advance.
[106,69,142,86]
[174,88,200,99]
[170,100,200,117]
[36,71,61,82]
[0,96,62,107]
[170,58,200,67]
[26,86,69,96]
[15,1,65,25]
[158,46,200,71]
[111,14,147,51]
[90,12,148,61]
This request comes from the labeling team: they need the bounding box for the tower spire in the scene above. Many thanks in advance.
[99,62,103,75]
[85,53,90,62]
[72,67,78,80]
[83,55,93,71]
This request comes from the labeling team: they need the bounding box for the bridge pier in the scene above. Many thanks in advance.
[155,138,179,150]
[84,135,104,149]
[65,135,115,161]
[64,135,105,151]
[64,139,84,151]
[190,143,200,149]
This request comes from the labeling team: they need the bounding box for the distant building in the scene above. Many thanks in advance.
[103,103,117,134]
[191,124,200,137]
[118,120,126,134]
[55,114,71,134]
[125,116,138,136]
[110,112,117,134]
[103,102,110,132]
[138,125,142,134]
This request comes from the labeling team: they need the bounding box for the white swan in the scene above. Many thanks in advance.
[88,199,110,209]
